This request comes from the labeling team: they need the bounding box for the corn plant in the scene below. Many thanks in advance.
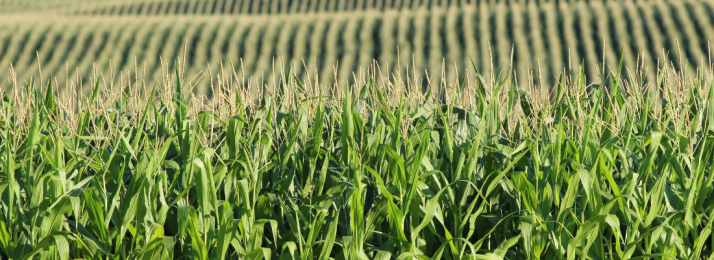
[1,54,714,260]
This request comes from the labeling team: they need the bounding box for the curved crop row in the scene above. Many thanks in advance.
[54,0,687,16]
[1,0,714,92]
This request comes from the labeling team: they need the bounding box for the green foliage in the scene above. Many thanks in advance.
[2,58,714,260]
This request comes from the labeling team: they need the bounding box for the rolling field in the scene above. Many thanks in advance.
[1,0,714,93]
[4,0,714,259]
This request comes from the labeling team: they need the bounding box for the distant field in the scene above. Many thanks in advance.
[1,0,713,93]
[5,1,714,260]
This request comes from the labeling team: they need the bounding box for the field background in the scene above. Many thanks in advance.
[1,0,714,93]
[5,1,714,259]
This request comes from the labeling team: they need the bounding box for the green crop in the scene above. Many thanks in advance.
[1,53,714,259]
[2,0,714,93]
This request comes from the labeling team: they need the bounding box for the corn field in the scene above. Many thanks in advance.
[4,0,714,259]
[1,51,714,258]
[2,0,714,93]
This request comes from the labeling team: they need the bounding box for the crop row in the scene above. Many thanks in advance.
[1,0,714,92]
[3,0,692,15]
[58,0,571,15]
[58,0,703,16]
[2,0,473,15]
[0,0,113,14]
